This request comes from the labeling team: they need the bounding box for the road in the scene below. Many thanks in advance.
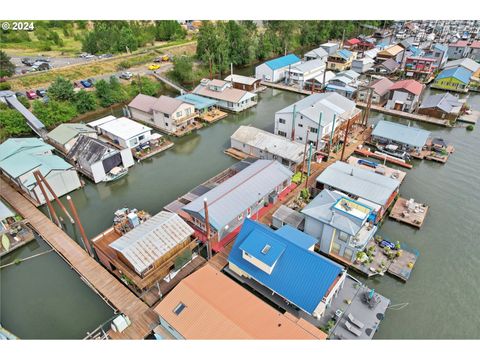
[8,54,98,75]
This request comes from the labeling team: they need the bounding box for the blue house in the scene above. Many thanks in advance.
[255,54,301,83]
[228,219,346,319]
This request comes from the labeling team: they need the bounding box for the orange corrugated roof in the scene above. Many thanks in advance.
[154,264,327,339]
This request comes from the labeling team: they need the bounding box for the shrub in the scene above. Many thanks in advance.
[466,124,474,131]
[0,82,12,90]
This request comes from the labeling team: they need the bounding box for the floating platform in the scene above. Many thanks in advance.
[348,156,407,184]
[199,109,228,123]
[133,140,174,160]
[458,110,479,125]
[0,221,35,257]
[224,147,251,161]
[349,238,418,282]
[389,197,429,229]
[354,148,413,169]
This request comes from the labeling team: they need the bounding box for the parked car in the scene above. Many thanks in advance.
[119,72,133,80]
[21,58,35,66]
[99,53,113,59]
[26,90,38,100]
[153,57,162,63]
[148,64,161,70]
[85,54,96,59]
[80,80,92,88]
[15,92,25,98]
[35,58,50,63]
[36,89,47,97]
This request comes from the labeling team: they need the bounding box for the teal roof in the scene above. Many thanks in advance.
[0,138,72,186]
[47,124,95,145]
[176,93,217,110]
[436,67,472,84]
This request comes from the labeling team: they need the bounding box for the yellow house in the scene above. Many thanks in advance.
[326,49,355,71]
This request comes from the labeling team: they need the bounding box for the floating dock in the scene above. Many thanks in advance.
[389,197,429,229]
[260,81,313,95]
[457,110,479,125]
[0,178,158,340]
[354,148,413,169]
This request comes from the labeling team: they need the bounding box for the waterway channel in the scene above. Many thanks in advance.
[2,78,479,338]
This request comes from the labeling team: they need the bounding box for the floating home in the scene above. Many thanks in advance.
[255,54,301,82]
[92,211,199,296]
[0,138,81,205]
[418,93,465,121]
[228,219,347,320]
[88,116,153,149]
[314,161,400,221]
[274,92,361,151]
[181,159,293,251]
[153,264,327,340]
[229,125,308,170]
[385,79,425,113]
[67,135,135,183]
[371,120,431,152]
[357,77,394,106]
[224,74,262,92]
[301,189,378,265]
[192,79,257,113]
[46,123,97,154]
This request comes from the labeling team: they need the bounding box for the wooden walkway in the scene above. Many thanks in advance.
[260,81,312,95]
[0,179,158,340]
[356,102,451,127]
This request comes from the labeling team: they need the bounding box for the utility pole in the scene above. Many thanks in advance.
[305,142,313,190]
[67,195,94,257]
[33,171,60,228]
[203,198,212,261]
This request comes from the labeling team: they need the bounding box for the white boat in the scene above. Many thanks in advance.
[104,167,128,183]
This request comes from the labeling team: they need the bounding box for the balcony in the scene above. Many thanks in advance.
[174,112,197,126]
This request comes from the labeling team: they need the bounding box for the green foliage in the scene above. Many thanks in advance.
[0,50,16,77]
[32,100,78,127]
[171,55,194,84]
[74,90,97,113]
[128,76,161,97]
[292,172,305,184]
[0,82,12,90]
[95,76,128,107]
[17,96,30,109]
[0,109,32,137]
[155,21,186,41]
[466,124,474,131]
[48,77,75,101]
[300,188,310,201]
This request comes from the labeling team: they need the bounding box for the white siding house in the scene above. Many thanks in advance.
[255,54,301,83]
[88,116,152,149]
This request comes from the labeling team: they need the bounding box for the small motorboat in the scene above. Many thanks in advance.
[104,167,128,183]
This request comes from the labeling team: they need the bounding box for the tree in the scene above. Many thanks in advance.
[32,100,78,127]
[128,76,160,97]
[0,109,31,137]
[0,51,15,78]
[155,21,185,41]
[94,79,115,107]
[116,27,138,53]
[48,77,75,101]
[74,90,97,113]
[171,56,194,84]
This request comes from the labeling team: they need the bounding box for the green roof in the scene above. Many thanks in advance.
[0,138,72,186]
[47,124,96,146]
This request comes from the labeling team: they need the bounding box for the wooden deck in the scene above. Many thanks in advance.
[389,197,429,229]
[356,102,451,127]
[260,81,313,95]
[224,147,250,161]
[0,178,158,340]
[354,148,413,169]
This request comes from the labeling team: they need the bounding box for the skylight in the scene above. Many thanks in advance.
[261,244,271,254]
[173,302,186,315]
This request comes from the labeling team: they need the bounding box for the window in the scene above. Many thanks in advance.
[343,248,354,261]
[310,127,318,134]
[298,136,303,141]
[297,123,303,128]
[173,302,186,315]
[278,130,287,137]
[331,242,341,255]
[139,135,145,141]
[164,113,170,118]
[279,118,286,124]
[185,108,192,116]
[338,231,349,242]
[165,122,169,127]
[176,111,182,118]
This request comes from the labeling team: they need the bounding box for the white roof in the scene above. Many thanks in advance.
[109,211,194,275]
[88,115,117,128]
[94,117,152,140]
[231,126,305,163]
[290,59,326,74]
[224,74,259,86]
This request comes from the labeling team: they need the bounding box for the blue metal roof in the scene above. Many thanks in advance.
[433,43,448,52]
[436,67,472,84]
[239,229,286,267]
[372,120,430,148]
[228,219,344,314]
[275,226,317,250]
[265,54,301,70]
[176,93,217,110]
[336,49,353,60]
[409,46,423,57]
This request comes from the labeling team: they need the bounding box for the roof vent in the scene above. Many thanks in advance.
[261,244,271,255]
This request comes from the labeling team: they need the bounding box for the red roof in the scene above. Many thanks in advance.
[389,79,424,96]
[345,38,361,46]
[470,41,480,49]
[450,41,469,48]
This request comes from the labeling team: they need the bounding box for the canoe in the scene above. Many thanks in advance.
[1,234,10,251]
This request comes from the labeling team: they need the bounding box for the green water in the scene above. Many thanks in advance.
[2,80,479,338]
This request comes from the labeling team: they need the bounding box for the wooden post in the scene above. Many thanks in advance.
[316,112,323,151]
[203,198,212,261]
[67,195,94,257]
[340,117,352,162]
[36,171,75,224]
[33,171,61,228]
[291,104,297,141]
[301,129,310,174]
[305,142,313,190]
